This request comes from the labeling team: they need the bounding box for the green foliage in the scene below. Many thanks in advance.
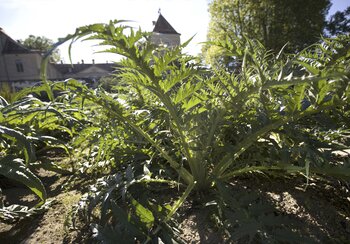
[0,198,53,223]
[204,0,331,66]
[63,22,350,186]
[69,170,188,243]
[327,6,350,36]
[0,156,46,202]
[0,82,15,103]
[0,87,85,220]
[98,75,120,92]
[42,20,350,242]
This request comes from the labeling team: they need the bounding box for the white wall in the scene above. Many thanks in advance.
[151,33,180,48]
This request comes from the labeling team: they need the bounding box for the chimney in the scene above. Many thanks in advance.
[92,59,95,64]
[81,59,84,64]
[152,21,156,26]
[60,60,63,64]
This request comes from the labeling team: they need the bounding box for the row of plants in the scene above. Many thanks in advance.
[1,20,349,242]
[0,83,86,221]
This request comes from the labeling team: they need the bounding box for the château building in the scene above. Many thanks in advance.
[0,13,179,90]
[0,27,115,90]
[151,13,180,47]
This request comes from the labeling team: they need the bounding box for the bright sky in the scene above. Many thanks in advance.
[0,0,348,64]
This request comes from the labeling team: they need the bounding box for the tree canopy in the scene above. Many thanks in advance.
[203,0,331,66]
[327,6,350,36]
[21,35,61,63]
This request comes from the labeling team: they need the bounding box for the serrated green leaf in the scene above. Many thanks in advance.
[0,156,46,202]
[131,198,154,226]
[0,125,36,164]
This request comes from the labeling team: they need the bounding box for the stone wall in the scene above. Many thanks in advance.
[150,33,180,48]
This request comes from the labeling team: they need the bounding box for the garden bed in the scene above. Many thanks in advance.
[1,172,349,243]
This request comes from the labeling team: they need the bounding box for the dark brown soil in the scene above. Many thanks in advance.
[178,175,350,243]
[0,169,81,244]
[0,172,349,243]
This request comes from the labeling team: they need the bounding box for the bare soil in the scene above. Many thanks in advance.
[0,172,349,243]
[178,176,350,243]
[0,169,81,244]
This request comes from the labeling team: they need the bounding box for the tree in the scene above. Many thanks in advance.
[203,0,331,66]
[21,35,61,63]
[327,6,350,36]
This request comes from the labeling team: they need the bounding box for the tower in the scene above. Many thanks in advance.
[151,14,180,48]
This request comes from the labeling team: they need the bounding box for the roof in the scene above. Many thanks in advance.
[153,14,180,35]
[0,28,37,54]
[53,63,117,75]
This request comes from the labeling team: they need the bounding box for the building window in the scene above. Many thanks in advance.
[15,60,24,72]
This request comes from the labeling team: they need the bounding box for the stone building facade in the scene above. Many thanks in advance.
[0,13,179,90]
[0,28,63,86]
[0,28,115,90]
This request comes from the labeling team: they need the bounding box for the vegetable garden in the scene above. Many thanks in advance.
[0,21,350,243]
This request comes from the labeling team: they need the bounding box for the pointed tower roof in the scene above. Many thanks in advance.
[153,14,180,35]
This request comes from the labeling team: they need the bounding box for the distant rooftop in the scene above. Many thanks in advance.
[153,14,180,35]
[53,63,116,75]
[0,28,37,54]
